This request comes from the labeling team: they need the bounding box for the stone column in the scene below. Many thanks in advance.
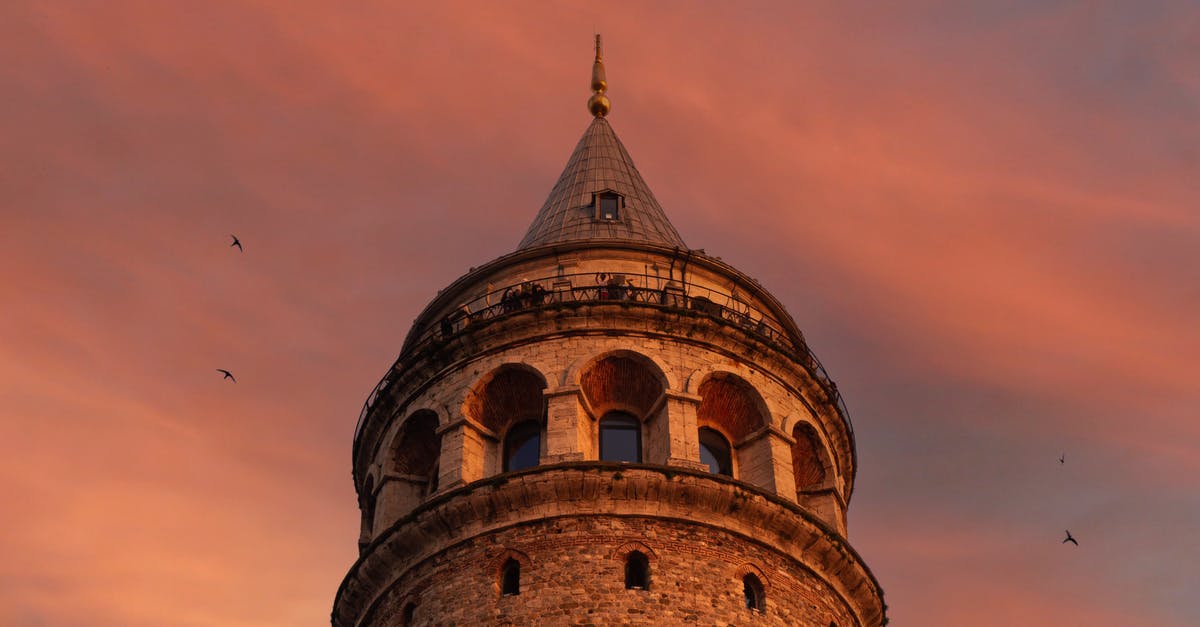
[734,426,796,498]
[544,386,590,462]
[436,418,496,489]
[374,475,428,529]
[435,422,465,491]
[797,491,846,535]
[663,391,707,471]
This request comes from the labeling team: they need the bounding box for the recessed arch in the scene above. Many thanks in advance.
[624,550,651,590]
[392,410,440,479]
[369,410,444,529]
[500,558,521,596]
[399,599,416,627]
[464,364,548,477]
[735,563,769,613]
[565,348,677,395]
[792,421,832,491]
[743,573,766,612]
[578,351,668,418]
[465,363,549,436]
[696,373,771,443]
[613,542,657,591]
[733,562,769,586]
[610,541,659,562]
[489,548,532,597]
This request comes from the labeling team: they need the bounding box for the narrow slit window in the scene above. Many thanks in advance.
[625,551,650,590]
[501,558,521,596]
[743,574,765,612]
[401,603,416,626]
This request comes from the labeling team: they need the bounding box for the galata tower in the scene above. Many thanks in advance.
[333,37,885,626]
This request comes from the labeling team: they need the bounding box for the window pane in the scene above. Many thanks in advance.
[699,428,732,476]
[699,444,722,474]
[600,413,641,463]
[600,196,619,220]
[504,421,541,472]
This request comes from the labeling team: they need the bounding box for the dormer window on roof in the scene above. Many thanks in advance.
[594,190,623,221]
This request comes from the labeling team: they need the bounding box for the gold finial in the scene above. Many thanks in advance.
[588,34,611,117]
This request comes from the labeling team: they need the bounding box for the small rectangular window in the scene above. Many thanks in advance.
[600,196,619,220]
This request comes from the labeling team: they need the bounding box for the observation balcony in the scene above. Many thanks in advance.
[354,272,851,457]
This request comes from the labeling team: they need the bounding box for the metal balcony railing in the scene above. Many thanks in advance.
[353,271,851,455]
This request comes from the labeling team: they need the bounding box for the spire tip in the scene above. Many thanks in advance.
[588,34,610,117]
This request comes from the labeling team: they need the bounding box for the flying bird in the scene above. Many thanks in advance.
[230,235,243,252]
[216,369,237,383]
[1059,453,1065,465]
[1062,530,1078,546]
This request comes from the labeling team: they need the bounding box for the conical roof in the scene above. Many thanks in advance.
[518,117,686,249]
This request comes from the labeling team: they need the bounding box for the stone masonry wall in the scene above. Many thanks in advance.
[364,515,855,627]
[362,331,848,540]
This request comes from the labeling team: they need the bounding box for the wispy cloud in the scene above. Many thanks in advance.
[2,1,1197,625]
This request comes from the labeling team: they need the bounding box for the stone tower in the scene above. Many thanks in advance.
[333,38,886,626]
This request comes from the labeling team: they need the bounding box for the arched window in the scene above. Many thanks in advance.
[503,420,542,472]
[624,551,650,590]
[600,412,642,463]
[743,573,765,612]
[400,602,416,626]
[500,558,521,596]
[393,411,442,497]
[698,427,732,476]
[696,374,771,487]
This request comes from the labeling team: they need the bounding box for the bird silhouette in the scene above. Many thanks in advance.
[1059,453,1065,465]
[230,235,243,252]
[1063,530,1078,546]
[216,369,237,383]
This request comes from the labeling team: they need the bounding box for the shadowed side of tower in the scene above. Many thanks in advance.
[334,38,885,627]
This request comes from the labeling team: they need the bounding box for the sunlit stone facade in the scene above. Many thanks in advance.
[333,52,885,625]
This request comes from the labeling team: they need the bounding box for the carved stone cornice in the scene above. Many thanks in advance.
[333,463,884,627]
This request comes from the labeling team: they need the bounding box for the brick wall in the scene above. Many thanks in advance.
[365,516,855,626]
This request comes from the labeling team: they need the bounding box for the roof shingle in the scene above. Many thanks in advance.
[518,117,686,250]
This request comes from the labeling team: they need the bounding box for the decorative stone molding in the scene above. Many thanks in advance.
[335,464,884,627]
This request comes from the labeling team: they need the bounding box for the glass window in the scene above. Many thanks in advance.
[600,195,619,220]
[501,559,521,596]
[743,574,765,612]
[698,427,732,476]
[504,421,542,472]
[625,551,650,590]
[600,412,641,463]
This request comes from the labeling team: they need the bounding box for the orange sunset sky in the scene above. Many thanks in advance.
[2,2,1198,626]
